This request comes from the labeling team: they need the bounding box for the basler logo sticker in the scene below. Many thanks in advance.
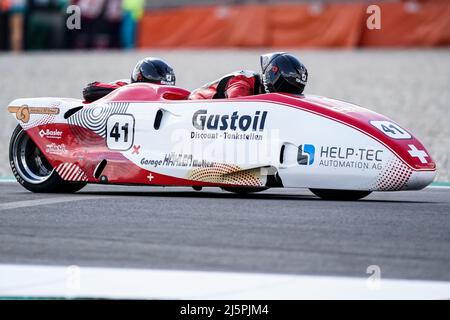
[8,105,60,123]
[39,129,63,139]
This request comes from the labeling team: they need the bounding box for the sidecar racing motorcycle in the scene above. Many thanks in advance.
[7,83,436,200]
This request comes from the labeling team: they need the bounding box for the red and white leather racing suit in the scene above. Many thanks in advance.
[189,71,261,100]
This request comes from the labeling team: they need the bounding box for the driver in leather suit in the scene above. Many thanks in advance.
[82,57,176,102]
[189,52,308,100]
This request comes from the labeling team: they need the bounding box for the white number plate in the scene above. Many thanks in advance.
[106,114,135,151]
[370,120,411,139]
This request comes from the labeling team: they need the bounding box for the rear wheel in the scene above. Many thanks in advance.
[221,186,269,194]
[309,188,371,201]
[9,125,86,193]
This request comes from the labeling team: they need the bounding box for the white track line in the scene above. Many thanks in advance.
[0,196,108,211]
[0,264,449,300]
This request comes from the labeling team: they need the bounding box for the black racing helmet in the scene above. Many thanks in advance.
[131,57,176,85]
[260,52,308,94]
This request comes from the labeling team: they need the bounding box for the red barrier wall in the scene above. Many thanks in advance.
[138,1,450,48]
[138,5,268,48]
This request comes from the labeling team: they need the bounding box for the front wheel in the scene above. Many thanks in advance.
[309,189,371,201]
[9,125,86,193]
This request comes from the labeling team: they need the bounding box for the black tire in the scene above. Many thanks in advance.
[221,186,269,194]
[9,125,86,193]
[309,188,372,201]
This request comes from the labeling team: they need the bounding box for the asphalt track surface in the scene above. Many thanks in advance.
[0,182,449,282]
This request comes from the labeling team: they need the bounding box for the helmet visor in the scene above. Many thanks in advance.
[273,76,305,94]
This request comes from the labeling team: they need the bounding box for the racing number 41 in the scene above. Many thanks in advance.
[370,120,411,140]
[110,122,129,143]
[106,114,135,151]
[381,123,404,135]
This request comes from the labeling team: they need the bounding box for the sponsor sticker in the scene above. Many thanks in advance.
[298,144,384,170]
[298,144,315,166]
[140,153,216,169]
[8,105,60,123]
[45,143,67,155]
[317,146,384,170]
[191,110,268,141]
[39,129,63,139]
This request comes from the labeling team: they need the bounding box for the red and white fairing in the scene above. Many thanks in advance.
[8,83,436,191]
